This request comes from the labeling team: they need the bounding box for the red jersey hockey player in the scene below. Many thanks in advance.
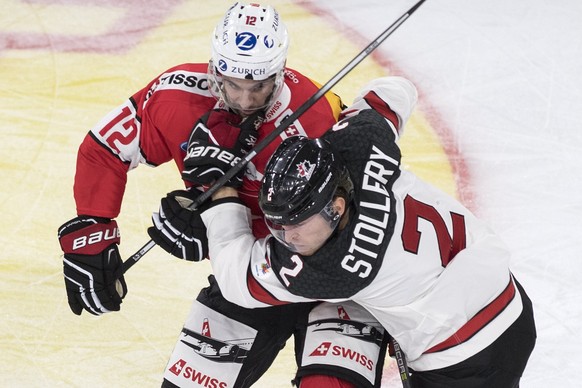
[198,76,537,387]
[58,2,392,387]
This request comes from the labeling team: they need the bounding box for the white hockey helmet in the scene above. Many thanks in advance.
[209,2,289,110]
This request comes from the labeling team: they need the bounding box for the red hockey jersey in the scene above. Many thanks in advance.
[73,63,343,238]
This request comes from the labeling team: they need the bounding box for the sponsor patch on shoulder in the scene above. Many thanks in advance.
[254,261,271,277]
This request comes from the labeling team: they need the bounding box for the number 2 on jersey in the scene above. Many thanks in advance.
[401,195,466,267]
[279,255,303,287]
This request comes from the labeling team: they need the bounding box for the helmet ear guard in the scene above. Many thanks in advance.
[208,2,289,110]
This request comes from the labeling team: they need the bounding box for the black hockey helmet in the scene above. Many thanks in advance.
[259,136,353,227]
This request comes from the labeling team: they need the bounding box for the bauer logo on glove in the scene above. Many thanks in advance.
[58,216,127,316]
[59,218,120,255]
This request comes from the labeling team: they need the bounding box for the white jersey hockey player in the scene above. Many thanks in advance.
[199,77,537,387]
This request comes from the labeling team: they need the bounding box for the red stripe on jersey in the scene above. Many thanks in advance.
[363,91,400,128]
[424,277,516,354]
[246,267,290,306]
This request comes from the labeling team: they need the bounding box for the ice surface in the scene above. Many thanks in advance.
[1,0,580,386]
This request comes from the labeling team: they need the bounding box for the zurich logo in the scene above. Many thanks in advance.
[218,59,228,72]
[236,32,257,51]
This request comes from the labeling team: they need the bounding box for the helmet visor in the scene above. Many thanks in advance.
[208,61,285,114]
[265,198,340,255]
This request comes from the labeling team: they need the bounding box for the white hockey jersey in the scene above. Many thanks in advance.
[201,77,523,371]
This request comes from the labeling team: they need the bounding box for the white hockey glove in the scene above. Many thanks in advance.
[58,216,127,316]
[182,109,263,188]
[147,189,209,261]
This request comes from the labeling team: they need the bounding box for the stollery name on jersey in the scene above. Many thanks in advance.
[341,145,398,278]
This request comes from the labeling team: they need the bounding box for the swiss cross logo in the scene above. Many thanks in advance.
[337,305,350,320]
[309,342,332,357]
[284,125,299,137]
[169,359,187,376]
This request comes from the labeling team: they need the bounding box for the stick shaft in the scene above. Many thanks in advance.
[391,338,412,388]
[123,0,427,274]
[196,0,427,206]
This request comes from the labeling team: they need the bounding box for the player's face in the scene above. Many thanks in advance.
[222,76,276,117]
[281,213,336,256]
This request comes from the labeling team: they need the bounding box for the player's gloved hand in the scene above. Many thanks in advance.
[58,216,127,316]
[182,109,264,188]
[147,189,209,261]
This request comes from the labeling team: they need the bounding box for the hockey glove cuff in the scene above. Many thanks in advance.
[58,216,127,316]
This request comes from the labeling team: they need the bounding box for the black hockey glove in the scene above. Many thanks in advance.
[147,189,209,261]
[58,216,127,316]
[182,109,264,188]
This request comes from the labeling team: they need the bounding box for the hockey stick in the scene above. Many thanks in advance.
[123,0,427,273]
[391,337,412,388]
